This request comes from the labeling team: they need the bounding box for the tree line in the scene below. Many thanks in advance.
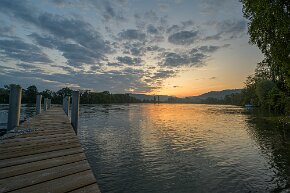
[0,84,141,104]
[239,0,290,114]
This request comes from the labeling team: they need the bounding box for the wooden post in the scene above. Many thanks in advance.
[71,91,79,134]
[43,98,48,111]
[62,97,66,110]
[36,95,42,114]
[47,99,51,109]
[64,96,70,116]
[7,86,22,130]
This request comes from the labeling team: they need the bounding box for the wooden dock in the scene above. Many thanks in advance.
[0,107,101,193]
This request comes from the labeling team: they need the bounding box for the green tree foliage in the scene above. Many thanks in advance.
[23,85,38,103]
[0,85,141,104]
[241,0,290,89]
[255,80,276,104]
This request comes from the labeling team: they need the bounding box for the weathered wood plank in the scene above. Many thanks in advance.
[0,153,86,179]
[0,135,77,149]
[0,138,80,155]
[68,183,101,193]
[0,132,74,144]
[8,170,97,193]
[0,143,81,160]
[0,160,90,192]
[0,146,83,168]
[0,107,100,193]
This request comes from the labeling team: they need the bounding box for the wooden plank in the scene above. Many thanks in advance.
[0,160,90,192]
[0,138,79,154]
[0,135,77,149]
[0,153,86,179]
[69,183,101,193]
[1,129,74,140]
[0,143,80,160]
[0,132,74,144]
[9,170,97,193]
[0,107,100,193]
[0,147,83,168]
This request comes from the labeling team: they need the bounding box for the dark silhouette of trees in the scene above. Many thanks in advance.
[241,0,290,89]
[0,85,141,104]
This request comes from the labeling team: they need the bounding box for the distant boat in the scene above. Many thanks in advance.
[244,104,254,108]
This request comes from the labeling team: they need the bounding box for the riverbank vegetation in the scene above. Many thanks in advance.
[0,85,141,104]
[240,0,289,114]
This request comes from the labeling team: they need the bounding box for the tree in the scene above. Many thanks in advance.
[24,85,38,103]
[241,0,290,89]
[255,80,276,105]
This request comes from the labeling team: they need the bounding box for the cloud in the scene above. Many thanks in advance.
[58,43,104,67]
[199,45,220,53]
[116,56,142,66]
[0,1,107,51]
[161,52,206,67]
[151,70,176,79]
[205,20,247,40]
[0,39,52,63]
[217,20,247,39]
[107,62,120,67]
[146,45,165,52]
[147,24,158,34]
[166,25,181,34]
[158,3,169,12]
[37,13,107,51]
[102,1,126,22]
[16,63,38,70]
[30,33,104,67]
[168,31,199,45]
[118,29,146,41]
[130,47,143,56]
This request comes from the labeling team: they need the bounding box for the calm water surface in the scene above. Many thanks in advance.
[0,104,35,130]
[1,104,289,192]
[78,104,290,193]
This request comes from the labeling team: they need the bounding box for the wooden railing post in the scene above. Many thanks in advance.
[71,91,79,134]
[62,97,66,111]
[64,96,70,115]
[47,99,51,109]
[36,95,42,114]
[7,86,22,130]
[43,98,48,111]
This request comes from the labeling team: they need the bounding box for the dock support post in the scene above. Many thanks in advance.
[7,86,22,130]
[43,98,48,111]
[62,97,65,110]
[47,99,51,109]
[64,96,70,115]
[71,91,79,134]
[36,95,42,114]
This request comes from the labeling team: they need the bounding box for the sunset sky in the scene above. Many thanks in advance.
[0,0,263,97]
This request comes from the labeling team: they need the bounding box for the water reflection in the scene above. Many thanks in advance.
[78,104,290,193]
[0,104,35,131]
[246,116,290,192]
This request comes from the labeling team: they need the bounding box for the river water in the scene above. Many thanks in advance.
[0,104,289,192]
[78,104,290,193]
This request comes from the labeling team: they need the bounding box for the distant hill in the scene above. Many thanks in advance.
[129,89,242,102]
[128,94,171,102]
[189,89,242,100]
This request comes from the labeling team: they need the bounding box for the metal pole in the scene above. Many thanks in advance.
[7,86,22,130]
[64,96,70,115]
[43,98,48,111]
[36,95,42,114]
[71,91,79,134]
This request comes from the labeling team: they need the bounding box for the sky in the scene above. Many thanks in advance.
[0,0,263,97]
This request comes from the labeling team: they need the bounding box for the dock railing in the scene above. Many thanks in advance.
[5,86,79,135]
